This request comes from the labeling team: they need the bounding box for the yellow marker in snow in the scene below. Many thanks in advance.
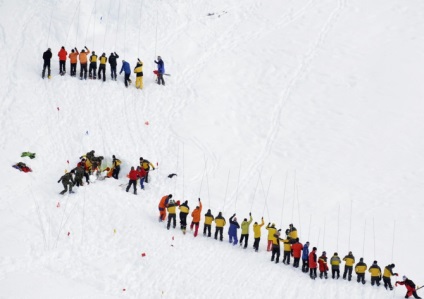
[114,229,116,234]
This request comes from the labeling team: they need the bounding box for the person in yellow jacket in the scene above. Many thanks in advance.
[383,263,398,290]
[98,53,107,82]
[282,237,292,265]
[239,213,253,249]
[342,251,355,281]
[369,260,382,286]
[288,223,298,241]
[271,230,284,264]
[266,223,277,252]
[111,155,121,179]
[88,51,98,79]
[139,157,155,183]
[330,252,341,279]
[166,199,179,230]
[214,212,226,241]
[253,217,264,252]
[178,200,189,234]
[203,209,214,237]
[79,47,90,80]
[355,257,367,284]
[134,59,143,89]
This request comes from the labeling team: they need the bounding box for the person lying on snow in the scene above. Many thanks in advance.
[13,162,32,172]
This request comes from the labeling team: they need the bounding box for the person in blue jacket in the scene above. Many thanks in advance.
[119,60,132,87]
[302,241,310,273]
[154,56,165,85]
[228,213,240,245]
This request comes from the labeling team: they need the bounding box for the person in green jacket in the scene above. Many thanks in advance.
[240,213,253,249]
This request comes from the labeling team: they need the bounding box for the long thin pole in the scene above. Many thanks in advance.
[279,172,288,227]
[373,217,376,259]
[114,0,121,49]
[308,214,312,241]
[47,7,54,47]
[198,155,207,197]
[206,165,211,207]
[337,203,340,251]
[362,219,366,257]
[234,160,242,212]
[391,220,396,260]
[154,1,159,57]
[103,0,113,49]
[291,170,296,222]
[250,170,261,212]
[222,170,230,212]
[348,199,353,249]
[323,218,326,249]
[296,184,301,235]
[182,143,185,199]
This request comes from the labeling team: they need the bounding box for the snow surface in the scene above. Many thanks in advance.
[1,0,424,298]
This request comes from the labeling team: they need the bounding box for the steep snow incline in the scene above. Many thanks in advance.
[1,0,424,298]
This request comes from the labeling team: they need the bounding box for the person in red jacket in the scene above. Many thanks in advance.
[396,276,422,299]
[58,46,68,75]
[309,247,318,280]
[291,238,303,268]
[136,166,147,189]
[126,166,139,195]
[318,251,329,279]
[159,194,172,222]
[190,198,202,237]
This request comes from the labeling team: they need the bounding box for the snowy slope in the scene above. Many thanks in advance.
[1,0,424,298]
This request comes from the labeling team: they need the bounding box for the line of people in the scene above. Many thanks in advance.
[157,197,421,298]
[42,46,166,88]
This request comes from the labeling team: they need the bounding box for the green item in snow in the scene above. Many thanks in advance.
[21,152,36,159]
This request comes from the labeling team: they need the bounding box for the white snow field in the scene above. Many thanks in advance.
[1,0,424,297]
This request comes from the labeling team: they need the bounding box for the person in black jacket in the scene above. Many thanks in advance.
[58,171,75,194]
[108,52,119,80]
[42,48,52,79]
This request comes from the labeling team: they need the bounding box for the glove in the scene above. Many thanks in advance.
[395,273,398,276]
[84,46,87,49]
[268,222,270,226]
[395,282,398,287]
[198,198,200,202]
[233,213,236,216]
[249,212,251,216]
[57,180,60,183]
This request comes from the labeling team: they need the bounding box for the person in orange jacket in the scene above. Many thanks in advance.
[125,166,139,195]
[291,238,303,268]
[190,198,202,237]
[68,48,79,77]
[58,46,67,75]
[79,46,90,80]
[158,194,172,222]
[309,247,318,280]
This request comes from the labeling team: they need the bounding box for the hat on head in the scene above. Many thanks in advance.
[113,155,116,158]
[403,275,407,281]
[140,157,143,160]
[360,257,363,262]
[168,194,172,198]
[391,264,395,268]
[313,247,317,251]
[272,223,275,227]
[322,251,326,255]
[334,252,338,256]
[373,260,377,264]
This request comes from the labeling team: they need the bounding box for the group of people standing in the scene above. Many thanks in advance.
[42,46,166,88]
[157,198,421,298]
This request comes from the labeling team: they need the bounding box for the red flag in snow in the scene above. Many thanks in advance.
[57,107,60,111]
[67,232,70,236]
[57,202,60,208]
[145,121,149,125]
[67,160,69,164]
[141,253,146,257]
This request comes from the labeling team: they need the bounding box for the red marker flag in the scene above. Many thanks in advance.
[57,202,60,208]
[141,253,146,257]
[57,107,60,111]
[67,232,70,236]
